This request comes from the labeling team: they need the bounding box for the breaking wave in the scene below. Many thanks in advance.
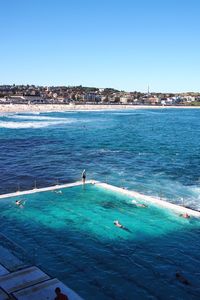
[0,119,75,129]
[10,115,64,121]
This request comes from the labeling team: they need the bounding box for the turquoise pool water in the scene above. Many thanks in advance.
[0,184,200,299]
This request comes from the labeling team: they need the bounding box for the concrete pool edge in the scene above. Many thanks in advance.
[96,182,200,218]
[0,180,96,199]
[0,179,200,218]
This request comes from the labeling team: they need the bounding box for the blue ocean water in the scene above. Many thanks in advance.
[0,108,200,209]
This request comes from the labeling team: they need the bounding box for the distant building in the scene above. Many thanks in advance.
[120,97,129,104]
[183,96,195,102]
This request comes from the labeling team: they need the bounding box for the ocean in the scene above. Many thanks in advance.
[0,108,200,210]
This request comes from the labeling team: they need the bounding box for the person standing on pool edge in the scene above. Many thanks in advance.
[82,169,86,184]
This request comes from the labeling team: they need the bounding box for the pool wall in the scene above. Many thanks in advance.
[0,180,95,199]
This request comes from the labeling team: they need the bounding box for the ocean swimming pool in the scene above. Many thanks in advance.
[0,183,200,299]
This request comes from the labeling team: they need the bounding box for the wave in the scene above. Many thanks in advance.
[0,112,42,118]
[108,112,138,116]
[11,115,64,121]
[0,113,15,118]
[23,111,41,115]
[147,178,200,211]
[98,149,121,153]
[0,119,75,129]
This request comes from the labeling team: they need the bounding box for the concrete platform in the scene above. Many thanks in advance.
[0,265,9,276]
[0,288,9,300]
[0,180,95,200]
[0,245,26,273]
[12,278,84,300]
[0,266,50,294]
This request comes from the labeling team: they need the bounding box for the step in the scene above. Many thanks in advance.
[0,265,9,276]
[0,288,9,300]
[12,278,84,300]
[0,245,27,272]
[0,266,50,294]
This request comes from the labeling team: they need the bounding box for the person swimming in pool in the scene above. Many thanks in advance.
[180,213,190,219]
[114,220,124,228]
[131,200,148,208]
[136,203,148,208]
[176,272,190,285]
[55,190,62,194]
[114,220,132,232]
[135,203,148,208]
[15,199,25,208]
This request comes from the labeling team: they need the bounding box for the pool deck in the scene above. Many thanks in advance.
[0,180,94,199]
[0,235,84,300]
[0,265,83,300]
[0,179,200,218]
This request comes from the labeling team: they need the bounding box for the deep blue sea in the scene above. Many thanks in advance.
[0,108,200,210]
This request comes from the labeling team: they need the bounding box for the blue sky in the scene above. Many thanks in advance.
[0,0,200,92]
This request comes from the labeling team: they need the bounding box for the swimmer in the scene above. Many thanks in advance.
[131,200,147,208]
[136,203,148,208]
[176,272,190,285]
[180,213,190,219]
[114,220,131,232]
[55,190,62,194]
[15,200,25,208]
[15,200,22,206]
[131,199,137,204]
[114,220,124,228]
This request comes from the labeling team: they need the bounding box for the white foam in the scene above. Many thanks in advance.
[98,149,121,154]
[190,186,200,194]
[0,119,75,129]
[0,113,15,117]
[11,115,64,121]
[24,111,41,115]
[108,112,137,116]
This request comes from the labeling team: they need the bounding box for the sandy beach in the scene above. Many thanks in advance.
[0,103,198,114]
